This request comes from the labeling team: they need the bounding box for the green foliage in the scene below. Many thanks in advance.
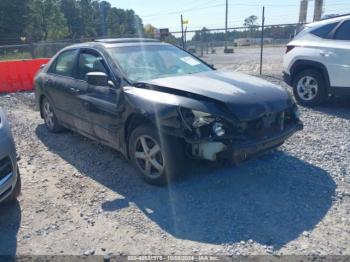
[0,0,28,40]
[244,15,259,32]
[107,8,143,37]
[0,0,144,43]
[25,0,69,41]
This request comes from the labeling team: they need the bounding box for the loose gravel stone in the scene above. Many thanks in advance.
[0,72,349,255]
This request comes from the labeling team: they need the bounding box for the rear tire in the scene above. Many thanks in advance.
[293,69,327,107]
[41,97,64,133]
[129,124,185,186]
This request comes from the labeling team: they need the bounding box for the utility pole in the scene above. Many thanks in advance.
[259,6,265,75]
[181,15,185,48]
[313,0,324,21]
[184,26,187,50]
[224,0,228,52]
[298,0,308,24]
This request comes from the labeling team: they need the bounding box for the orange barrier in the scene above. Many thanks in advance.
[0,58,50,93]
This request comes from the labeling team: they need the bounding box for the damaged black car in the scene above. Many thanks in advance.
[35,38,303,185]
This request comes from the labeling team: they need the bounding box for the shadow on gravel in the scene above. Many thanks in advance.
[36,124,336,250]
[0,200,21,255]
[311,96,350,120]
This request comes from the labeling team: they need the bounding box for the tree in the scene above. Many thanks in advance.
[26,0,69,41]
[0,0,144,43]
[107,7,144,37]
[144,24,157,37]
[0,0,29,41]
[60,0,82,39]
[77,0,97,38]
[92,1,111,37]
[244,15,259,32]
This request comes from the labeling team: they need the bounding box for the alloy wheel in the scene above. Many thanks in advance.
[43,101,54,129]
[134,135,164,179]
[297,76,319,101]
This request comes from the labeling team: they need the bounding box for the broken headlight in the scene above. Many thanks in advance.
[192,110,215,128]
[180,109,226,137]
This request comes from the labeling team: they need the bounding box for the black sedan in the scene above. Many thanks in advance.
[35,38,303,185]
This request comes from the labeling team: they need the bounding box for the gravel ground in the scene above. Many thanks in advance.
[203,46,285,76]
[0,73,350,256]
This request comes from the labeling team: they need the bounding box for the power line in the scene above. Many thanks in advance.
[142,0,222,18]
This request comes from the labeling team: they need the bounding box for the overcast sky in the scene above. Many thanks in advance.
[109,0,349,33]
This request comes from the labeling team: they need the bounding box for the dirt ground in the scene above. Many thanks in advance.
[0,49,350,256]
[203,46,285,76]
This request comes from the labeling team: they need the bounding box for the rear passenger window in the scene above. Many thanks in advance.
[311,22,338,38]
[51,50,77,77]
[335,20,350,40]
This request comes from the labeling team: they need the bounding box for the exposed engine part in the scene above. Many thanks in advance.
[192,142,227,161]
[212,122,226,137]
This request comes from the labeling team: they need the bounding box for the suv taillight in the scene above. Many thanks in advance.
[286,45,295,53]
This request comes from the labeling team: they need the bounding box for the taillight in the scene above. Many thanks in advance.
[286,45,295,53]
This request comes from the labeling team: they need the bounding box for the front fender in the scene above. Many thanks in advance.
[123,86,186,136]
[123,86,231,137]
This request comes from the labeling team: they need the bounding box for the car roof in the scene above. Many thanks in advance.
[94,38,160,44]
[62,38,168,51]
[306,14,350,28]
[65,38,166,49]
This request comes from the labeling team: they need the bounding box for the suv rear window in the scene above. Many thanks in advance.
[335,20,350,40]
[311,22,338,38]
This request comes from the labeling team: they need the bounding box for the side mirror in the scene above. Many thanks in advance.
[86,72,109,86]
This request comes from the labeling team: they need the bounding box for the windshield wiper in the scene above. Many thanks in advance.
[134,82,151,88]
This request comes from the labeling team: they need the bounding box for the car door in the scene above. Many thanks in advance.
[326,20,350,88]
[74,49,122,148]
[45,49,80,127]
[331,20,350,88]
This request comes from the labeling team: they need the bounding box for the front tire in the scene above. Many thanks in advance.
[41,97,64,133]
[128,125,185,186]
[293,69,327,106]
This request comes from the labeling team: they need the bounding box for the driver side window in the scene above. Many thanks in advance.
[76,52,108,80]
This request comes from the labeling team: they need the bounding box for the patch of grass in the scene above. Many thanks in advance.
[0,52,32,61]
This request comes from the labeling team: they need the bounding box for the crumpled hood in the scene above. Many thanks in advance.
[143,70,293,121]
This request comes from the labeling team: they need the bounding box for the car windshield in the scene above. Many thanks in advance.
[108,44,212,82]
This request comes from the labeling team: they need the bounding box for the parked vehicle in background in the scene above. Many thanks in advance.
[283,14,350,106]
[35,38,303,186]
[0,108,21,203]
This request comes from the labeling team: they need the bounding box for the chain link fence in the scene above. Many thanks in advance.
[0,24,300,76]
[169,23,299,76]
[0,42,74,61]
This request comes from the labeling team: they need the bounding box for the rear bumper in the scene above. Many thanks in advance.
[283,71,292,86]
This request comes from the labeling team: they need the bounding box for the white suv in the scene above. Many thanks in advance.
[283,15,350,106]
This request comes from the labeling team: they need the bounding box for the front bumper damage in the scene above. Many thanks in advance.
[190,121,303,163]
[230,122,303,162]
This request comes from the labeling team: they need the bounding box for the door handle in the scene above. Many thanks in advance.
[320,51,331,57]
